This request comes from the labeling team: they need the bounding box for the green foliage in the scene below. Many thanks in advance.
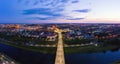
[64,38,93,45]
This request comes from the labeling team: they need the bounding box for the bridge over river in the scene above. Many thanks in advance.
[54,28,65,64]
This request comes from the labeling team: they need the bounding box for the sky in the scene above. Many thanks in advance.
[0,0,120,23]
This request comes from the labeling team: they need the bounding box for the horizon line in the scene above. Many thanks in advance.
[0,22,120,24]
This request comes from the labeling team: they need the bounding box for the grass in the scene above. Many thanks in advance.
[0,40,57,54]
[64,44,119,54]
[0,39,120,54]
[112,60,120,64]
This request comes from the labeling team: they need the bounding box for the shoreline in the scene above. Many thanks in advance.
[0,40,120,54]
[0,41,56,54]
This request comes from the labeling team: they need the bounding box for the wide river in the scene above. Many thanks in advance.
[0,43,120,64]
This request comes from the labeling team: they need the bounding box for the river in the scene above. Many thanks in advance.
[0,43,120,64]
[65,50,120,64]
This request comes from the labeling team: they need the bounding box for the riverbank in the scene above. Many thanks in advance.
[112,60,120,64]
[64,44,120,54]
[1,40,120,54]
[1,37,119,54]
[0,40,57,54]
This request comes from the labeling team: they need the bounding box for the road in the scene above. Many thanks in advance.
[55,31,65,64]
[64,43,94,47]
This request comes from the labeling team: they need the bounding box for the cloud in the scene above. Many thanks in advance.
[33,1,39,5]
[73,9,90,13]
[67,18,85,20]
[28,17,54,20]
[19,0,90,20]
[22,8,63,17]
[60,0,69,3]
[71,0,79,3]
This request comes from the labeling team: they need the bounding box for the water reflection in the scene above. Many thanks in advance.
[65,49,120,64]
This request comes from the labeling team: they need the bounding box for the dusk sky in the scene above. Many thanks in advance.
[0,0,120,23]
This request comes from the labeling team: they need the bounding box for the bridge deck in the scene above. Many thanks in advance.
[55,32,65,64]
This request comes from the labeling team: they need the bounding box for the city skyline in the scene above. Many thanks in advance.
[0,0,120,23]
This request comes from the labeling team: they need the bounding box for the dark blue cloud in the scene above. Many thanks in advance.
[22,8,62,17]
[60,0,69,3]
[73,9,90,13]
[0,0,91,23]
[29,17,54,20]
[71,0,79,3]
[19,0,90,20]
[33,1,39,5]
[67,18,84,20]
[18,0,67,6]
